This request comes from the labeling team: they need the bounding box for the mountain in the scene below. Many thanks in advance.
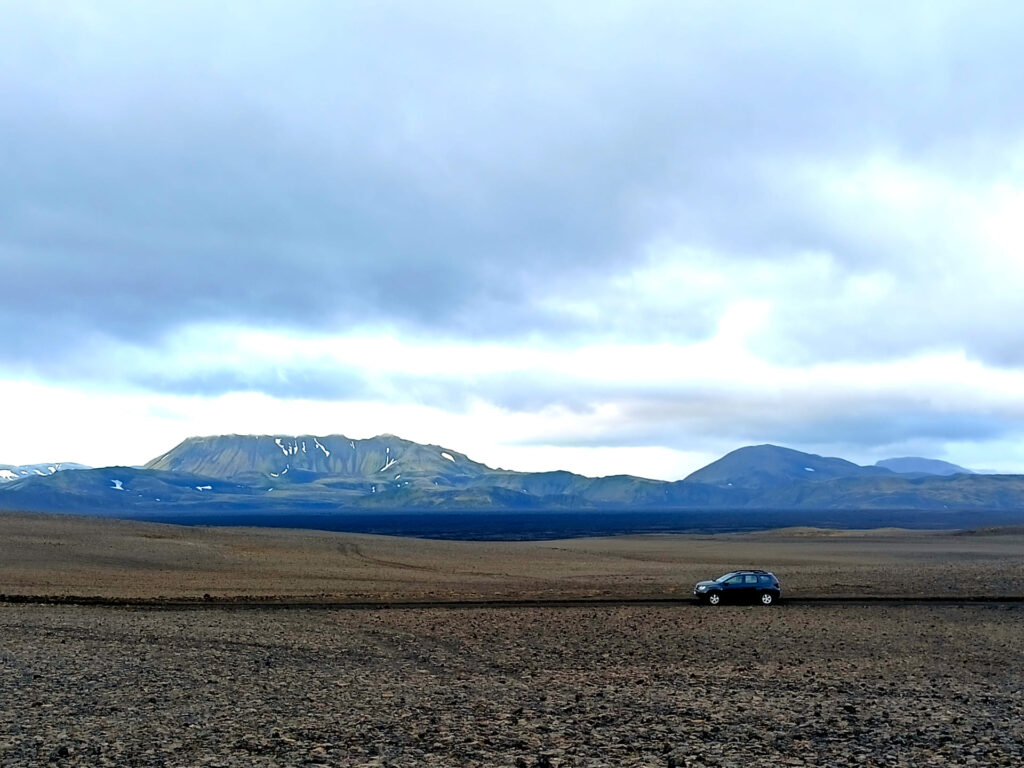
[684,444,893,490]
[875,457,973,476]
[1,437,1023,530]
[145,433,490,481]
[0,462,90,483]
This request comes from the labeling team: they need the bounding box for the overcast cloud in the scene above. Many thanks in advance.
[2,1,1024,476]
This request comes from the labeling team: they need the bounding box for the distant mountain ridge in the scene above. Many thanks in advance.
[0,462,90,483]
[875,457,974,476]
[1,436,1023,530]
[138,433,723,510]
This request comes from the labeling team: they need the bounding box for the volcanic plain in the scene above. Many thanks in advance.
[2,513,1024,767]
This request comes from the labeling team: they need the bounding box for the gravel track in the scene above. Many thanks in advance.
[4,594,1024,609]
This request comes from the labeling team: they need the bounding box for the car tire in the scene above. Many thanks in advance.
[707,592,722,606]
[760,591,775,606]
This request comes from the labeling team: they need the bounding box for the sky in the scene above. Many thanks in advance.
[3,1,1024,478]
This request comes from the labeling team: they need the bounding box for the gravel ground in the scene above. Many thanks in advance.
[2,603,1023,767]
[5,514,1024,601]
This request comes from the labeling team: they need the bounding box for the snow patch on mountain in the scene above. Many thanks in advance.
[0,462,90,483]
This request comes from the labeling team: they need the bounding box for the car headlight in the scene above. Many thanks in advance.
[696,585,707,591]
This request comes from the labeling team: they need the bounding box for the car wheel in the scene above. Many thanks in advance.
[760,591,775,606]
[707,592,722,606]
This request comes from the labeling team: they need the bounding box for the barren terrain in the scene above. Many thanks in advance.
[2,514,1024,601]
[2,513,1024,767]
[2,602,1023,767]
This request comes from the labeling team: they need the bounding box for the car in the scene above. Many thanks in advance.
[693,570,781,606]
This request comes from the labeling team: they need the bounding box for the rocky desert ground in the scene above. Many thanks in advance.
[2,602,1023,767]
[2,513,1024,767]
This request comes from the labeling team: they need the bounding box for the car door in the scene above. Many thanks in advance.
[741,573,761,602]
[722,574,745,603]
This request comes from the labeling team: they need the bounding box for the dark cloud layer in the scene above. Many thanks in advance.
[4,1,1024,365]
[4,1,1024,470]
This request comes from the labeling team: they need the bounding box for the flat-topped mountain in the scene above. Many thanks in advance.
[146,433,488,483]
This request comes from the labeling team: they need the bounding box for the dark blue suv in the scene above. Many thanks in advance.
[693,570,781,606]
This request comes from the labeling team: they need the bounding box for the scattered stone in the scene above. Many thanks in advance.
[0,603,1022,767]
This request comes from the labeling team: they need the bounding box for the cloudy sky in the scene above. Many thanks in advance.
[3,1,1024,478]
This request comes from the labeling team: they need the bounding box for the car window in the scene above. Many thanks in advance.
[758,575,773,585]
[744,574,758,584]
[725,576,744,585]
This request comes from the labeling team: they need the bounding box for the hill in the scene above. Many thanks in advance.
[684,444,893,489]
[875,457,974,476]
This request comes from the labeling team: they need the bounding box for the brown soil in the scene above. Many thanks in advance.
[3,513,1024,601]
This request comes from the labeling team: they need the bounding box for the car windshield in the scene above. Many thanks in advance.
[714,572,740,583]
